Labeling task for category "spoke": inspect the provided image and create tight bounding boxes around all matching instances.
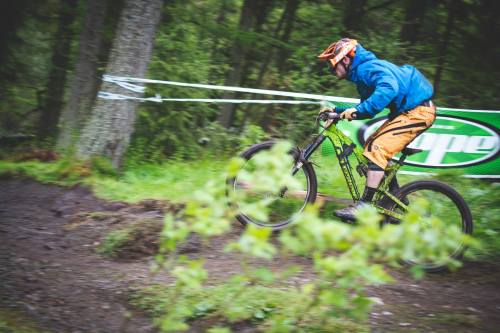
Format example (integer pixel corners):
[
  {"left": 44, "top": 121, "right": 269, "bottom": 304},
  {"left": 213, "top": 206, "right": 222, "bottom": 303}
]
[
  {"left": 232, "top": 150, "right": 310, "bottom": 228},
  {"left": 395, "top": 188, "right": 466, "bottom": 270}
]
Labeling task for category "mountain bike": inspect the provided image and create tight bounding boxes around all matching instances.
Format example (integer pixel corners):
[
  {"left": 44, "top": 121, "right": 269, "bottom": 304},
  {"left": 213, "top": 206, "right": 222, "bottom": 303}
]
[{"left": 228, "top": 110, "right": 473, "bottom": 272}]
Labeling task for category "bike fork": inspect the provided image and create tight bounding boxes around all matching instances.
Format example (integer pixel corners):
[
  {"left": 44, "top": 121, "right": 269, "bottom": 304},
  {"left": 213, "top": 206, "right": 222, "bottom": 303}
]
[{"left": 291, "top": 134, "right": 326, "bottom": 176}]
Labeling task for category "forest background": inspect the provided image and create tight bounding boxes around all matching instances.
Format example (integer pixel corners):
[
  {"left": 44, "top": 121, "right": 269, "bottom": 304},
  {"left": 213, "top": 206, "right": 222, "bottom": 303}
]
[{"left": 1, "top": 0, "right": 499, "bottom": 167}]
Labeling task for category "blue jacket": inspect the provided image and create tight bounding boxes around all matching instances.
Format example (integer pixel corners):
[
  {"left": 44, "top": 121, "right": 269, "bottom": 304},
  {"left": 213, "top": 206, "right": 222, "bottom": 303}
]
[{"left": 338, "top": 44, "right": 433, "bottom": 119}]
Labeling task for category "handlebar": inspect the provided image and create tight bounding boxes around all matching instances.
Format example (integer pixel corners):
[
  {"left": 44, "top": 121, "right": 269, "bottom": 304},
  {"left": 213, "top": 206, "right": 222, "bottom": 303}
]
[
  {"left": 318, "top": 112, "right": 340, "bottom": 121},
  {"left": 317, "top": 110, "right": 357, "bottom": 124},
  {"left": 316, "top": 110, "right": 359, "bottom": 129}
]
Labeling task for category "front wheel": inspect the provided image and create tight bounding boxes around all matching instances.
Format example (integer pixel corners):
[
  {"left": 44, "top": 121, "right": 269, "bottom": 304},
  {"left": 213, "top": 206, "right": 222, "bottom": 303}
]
[
  {"left": 386, "top": 180, "right": 473, "bottom": 272},
  {"left": 228, "top": 141, "right": 318, "bottom": 230}
]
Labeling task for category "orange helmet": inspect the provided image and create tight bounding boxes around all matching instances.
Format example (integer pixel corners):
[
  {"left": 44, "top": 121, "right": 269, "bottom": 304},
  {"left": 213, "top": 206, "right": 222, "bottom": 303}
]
[{"left": 318, "top": 38, "right": 358, "bottom": 68}]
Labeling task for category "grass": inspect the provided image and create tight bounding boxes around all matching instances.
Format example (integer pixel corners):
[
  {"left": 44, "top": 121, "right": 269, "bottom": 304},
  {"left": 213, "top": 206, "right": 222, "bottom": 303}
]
[
  {"left": 0, "top": 308, "right": 51, "bottom": 333},
  {"left": 96, "top": 218, "right": 162, "bottom": 258},
  {"left": 90, "top": 159, "right": 227, "bottom": 203},
  {"left": 97, "top": 228, "right": 134, "bottom": 258},
  {"left": 0, "top": 158, "right": 227, "bottom": 203}
]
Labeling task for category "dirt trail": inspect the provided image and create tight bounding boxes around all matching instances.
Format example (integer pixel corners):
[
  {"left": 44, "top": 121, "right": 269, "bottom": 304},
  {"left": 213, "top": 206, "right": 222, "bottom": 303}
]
[
  {"left": 0, "top": 179, "right": 158, "bottom": 333},
  {"left": 1, "top": 178, "right": 499, "bottom": 333}
]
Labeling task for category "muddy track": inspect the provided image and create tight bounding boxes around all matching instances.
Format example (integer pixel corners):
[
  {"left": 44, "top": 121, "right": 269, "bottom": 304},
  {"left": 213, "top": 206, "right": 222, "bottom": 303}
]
[
  {"left": 1, "top": 178, "right": 499, "bottom": 333},
  {"left": 0, "top": 179, "right": 158, "bottom": 333}
]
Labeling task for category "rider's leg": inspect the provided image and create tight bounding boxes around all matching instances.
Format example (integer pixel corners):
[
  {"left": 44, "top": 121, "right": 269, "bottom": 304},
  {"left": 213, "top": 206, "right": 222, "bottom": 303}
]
[
  {"left": 360, "top": 161, "right": 384, "bottom": 202},
  {"left": 334, "top": 161, "right": 384, "bottom": 220},
  {"left": 334, "top": 105, "right": 436, "bottom": 221}
]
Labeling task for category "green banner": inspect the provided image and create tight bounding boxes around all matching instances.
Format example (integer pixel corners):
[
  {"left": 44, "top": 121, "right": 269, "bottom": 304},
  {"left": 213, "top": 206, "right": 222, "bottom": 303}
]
[{"left": 322, "top": 103, "right": 500, "bottom": 178}]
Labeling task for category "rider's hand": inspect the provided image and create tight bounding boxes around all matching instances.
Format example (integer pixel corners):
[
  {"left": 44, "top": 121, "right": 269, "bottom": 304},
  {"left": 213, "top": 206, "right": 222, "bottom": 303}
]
[{"left": 340, "top": 108, "right": 358, "bottom": 121}]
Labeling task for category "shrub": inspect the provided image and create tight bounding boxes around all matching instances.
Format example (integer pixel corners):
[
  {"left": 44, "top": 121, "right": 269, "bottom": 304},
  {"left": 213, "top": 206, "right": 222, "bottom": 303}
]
[{"left": 134, "top": 141, "right": 475, "bottom": 332}]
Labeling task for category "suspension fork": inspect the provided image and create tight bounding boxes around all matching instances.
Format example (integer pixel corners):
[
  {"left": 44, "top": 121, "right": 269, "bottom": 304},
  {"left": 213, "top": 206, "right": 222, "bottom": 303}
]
[
  {"left": 291, "top": 134, "right": 327, "bottom": 176},
  {"left": 277, "top": 134, "right": 326, "bottom": 198}
]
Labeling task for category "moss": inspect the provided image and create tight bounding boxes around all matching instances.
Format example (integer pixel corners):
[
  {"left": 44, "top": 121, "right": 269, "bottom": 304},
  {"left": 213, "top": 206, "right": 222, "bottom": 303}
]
[{"left": 0, "top": 308, "right": 51, "bottom": 333}]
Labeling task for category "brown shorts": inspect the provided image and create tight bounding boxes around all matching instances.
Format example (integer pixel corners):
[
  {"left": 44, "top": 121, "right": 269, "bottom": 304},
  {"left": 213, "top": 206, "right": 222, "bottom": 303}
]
[{"left": 363, "top": 104, "right": 436, "bottom": 169}]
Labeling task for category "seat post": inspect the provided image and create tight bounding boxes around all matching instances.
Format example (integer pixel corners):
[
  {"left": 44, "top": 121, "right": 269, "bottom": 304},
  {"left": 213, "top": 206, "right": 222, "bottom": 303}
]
[
  {"left": 398, "top": 147, "right": 423, "bottom": 165},
  {"left": 398, "top": 152, "right": 409, "bottom": 165}
]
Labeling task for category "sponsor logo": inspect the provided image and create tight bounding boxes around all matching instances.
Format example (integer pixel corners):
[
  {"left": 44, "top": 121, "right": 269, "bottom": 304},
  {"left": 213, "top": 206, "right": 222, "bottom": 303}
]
[{"left": 360, "top": 116, "right": 499, "bottom": 168}]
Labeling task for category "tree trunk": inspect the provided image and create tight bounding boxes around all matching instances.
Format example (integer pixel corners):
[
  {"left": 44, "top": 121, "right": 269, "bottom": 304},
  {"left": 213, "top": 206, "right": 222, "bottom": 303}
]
[
  {"left": 276, "top": 0, "right": 299, "bottom": 74},
  {"left": 217, "top": 0, "right": 258, "bottom": 128},
  {"left": 343, "top": 0, "right": 367, "bottom": 34},
  {"left": 400, "top": 0, "right": 428, "bottom": 44},
  {"left": 241, "top": 1, "right": 290, "bottom": 127},
  {"left": 57, "top": 0, "right": 111, "bottom": 149},
  {"left": 243, "top": 0, "right": 275, "bottom": 72},
  {"left": 253, "top": 4, "right": 287, "bottom": 88},
  {"left": 76, "top": 0, "right": 162, "bottom": 168},
  {"left": 259, "top": 0, "right": 300, "bottom": 130},
  {"left": 0, "top": 0, "right": 30, "bottom": 77},
  {"left": 433, "top": 0, "right": 457, "bottom": 97},
  {"left": 37, "top": 0, "right": 78, "bottom": 141},
  {"left": 239, "top": 0, "right": 275, "bottom": 81},
  {"left": 208, "top": 0, "right": 230, "bottom": 77}
]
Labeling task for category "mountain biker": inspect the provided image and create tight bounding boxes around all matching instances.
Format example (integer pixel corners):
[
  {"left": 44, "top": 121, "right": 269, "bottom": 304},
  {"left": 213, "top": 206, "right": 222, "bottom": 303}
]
[{"left": 318, "top": 38, "right": 436, "bottom": 220}]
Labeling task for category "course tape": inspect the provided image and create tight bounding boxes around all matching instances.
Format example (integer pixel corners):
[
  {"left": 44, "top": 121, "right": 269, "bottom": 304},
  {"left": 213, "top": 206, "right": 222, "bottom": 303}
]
[
  {"left": 98, "top": 91, "right": 321, "bottom": 104},
  {"left": 102, "top": 74, "right": 358, "bottom": 104},
  {"left": 101, "top": 75, "right": 500, "bottom": 112}
]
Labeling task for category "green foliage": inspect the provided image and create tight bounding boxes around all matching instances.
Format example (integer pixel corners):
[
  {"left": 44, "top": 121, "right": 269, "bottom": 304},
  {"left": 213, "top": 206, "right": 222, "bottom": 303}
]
[
  {"left": 126, "top": 119, "right": 269, "bottom": 165},
  {"left": 131, "top": 281, "right": 367, "bottom": 333},
  {"left": 135, "top": 140, "right": 476, "bottom": 332},
  {"left": 0, "top": 2, "right": 60, "bottom": 136}
]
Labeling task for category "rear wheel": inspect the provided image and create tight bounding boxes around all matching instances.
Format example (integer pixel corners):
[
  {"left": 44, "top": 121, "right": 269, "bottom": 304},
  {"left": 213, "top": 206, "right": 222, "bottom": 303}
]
[
  {"left": 386, "top": 180, "right": 473, "bottom": 272},
  {"left": 228, "top": 141, "right": 318, "bottom": 230}
]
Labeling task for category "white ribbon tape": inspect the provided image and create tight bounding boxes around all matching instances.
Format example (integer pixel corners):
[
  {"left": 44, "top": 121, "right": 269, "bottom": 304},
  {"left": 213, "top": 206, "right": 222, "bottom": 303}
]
[
  {"left": 102, "top": 74, "right": 358, "bottom": 103},
  {"left": 98, "top": 91, "right": 321, "bottom": 104},
  {"left": 100, "top": 74, "right": 500, "bottom": 112}
]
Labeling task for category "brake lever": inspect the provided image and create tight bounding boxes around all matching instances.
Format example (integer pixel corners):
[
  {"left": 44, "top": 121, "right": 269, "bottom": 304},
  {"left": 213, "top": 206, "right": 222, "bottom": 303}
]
[{"left": 317, "top": 111, "right": 339, "bottom": 129}]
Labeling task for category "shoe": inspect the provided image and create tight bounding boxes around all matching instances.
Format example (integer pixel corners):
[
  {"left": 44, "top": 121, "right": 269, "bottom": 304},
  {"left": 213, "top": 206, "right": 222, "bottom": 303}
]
[{"left": 334, "top": 201, "right": 370, "bottom": 221}]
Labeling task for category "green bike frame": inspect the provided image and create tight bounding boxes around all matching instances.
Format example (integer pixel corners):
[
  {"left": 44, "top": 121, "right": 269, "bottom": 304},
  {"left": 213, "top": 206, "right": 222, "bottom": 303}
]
[{"left": 297, "top": 120, "right": 408, "bottom": 220}]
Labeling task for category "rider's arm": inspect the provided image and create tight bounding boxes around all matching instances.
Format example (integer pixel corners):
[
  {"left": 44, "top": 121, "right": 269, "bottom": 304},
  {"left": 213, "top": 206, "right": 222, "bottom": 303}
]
[
  {"left": 354, "top": 64, "right": 399, "bottom": 118},
  {"left": 334, "top": 106, "right": 348, "bottom": 114}
]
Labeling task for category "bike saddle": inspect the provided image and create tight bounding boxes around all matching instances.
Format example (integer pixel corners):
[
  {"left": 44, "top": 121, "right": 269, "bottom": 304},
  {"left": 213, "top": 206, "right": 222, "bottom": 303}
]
[{"left": 401, "top": 147, "right": 423, "bottom": 156}]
